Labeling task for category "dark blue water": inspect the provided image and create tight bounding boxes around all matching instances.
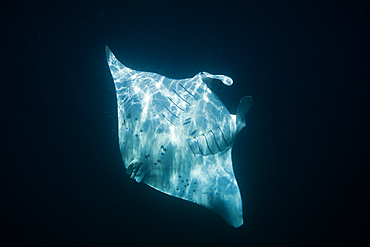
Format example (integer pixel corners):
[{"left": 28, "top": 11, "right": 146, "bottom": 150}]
[{"left": 2, "top": 1, "right": 369, "bottom": 246}]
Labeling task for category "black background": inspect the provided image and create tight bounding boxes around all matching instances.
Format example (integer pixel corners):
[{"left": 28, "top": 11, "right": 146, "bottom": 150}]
[{"left": 2, "top": 1, "right": 369, "bottom": 246}]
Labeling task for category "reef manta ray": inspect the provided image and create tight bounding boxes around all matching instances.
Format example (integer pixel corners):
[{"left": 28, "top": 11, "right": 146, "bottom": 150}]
[{"left": 105, "top": 46, "right": 253, "bottom": 228}]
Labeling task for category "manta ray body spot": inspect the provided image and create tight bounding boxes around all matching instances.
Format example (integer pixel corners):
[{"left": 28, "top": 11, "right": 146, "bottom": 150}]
[{"left": 106, "top": 45, "right": 253, "bottom": 228}]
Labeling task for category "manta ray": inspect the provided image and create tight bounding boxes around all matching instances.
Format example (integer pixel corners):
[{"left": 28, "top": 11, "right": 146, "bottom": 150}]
[{"left": 105, "top": 46, "right": 253, "bottom": 228}]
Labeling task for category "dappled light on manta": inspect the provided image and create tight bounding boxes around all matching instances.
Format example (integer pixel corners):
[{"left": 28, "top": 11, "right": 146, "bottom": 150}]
[{"left": 106, "top": 46, "right": 253, "bottom": 228}]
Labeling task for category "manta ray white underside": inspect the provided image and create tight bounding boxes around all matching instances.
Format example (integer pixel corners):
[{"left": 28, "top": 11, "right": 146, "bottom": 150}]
[{"left": 106, "top": 46, "right": 253, "bottom": 228}]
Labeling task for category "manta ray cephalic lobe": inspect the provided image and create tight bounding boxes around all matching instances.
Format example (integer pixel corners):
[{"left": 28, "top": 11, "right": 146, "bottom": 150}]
[{"left": 105, "top": 46, "right": 253, "bottom": 228}]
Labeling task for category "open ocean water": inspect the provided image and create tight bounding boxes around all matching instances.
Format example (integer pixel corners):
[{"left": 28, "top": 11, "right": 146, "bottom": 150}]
[{"left": 2, "top": 1, "right": 369, "bottom": 246}]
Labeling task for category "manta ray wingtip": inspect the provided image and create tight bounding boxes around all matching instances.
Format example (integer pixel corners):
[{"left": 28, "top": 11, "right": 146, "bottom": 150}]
[
  {"left": 105, "top": 45, "right": 112, "bottom": 61},
  {"left": 236, "top": 96, "right": 253, "bottom": 130}
]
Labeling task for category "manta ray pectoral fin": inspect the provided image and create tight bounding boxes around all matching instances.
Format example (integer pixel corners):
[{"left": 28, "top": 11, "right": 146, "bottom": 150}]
[
  {"left": 236, "top": 96, "right": 254, "bottom": 132},
  {"left": 126, "top": 158, "right": 149, "bottom": 183}
]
